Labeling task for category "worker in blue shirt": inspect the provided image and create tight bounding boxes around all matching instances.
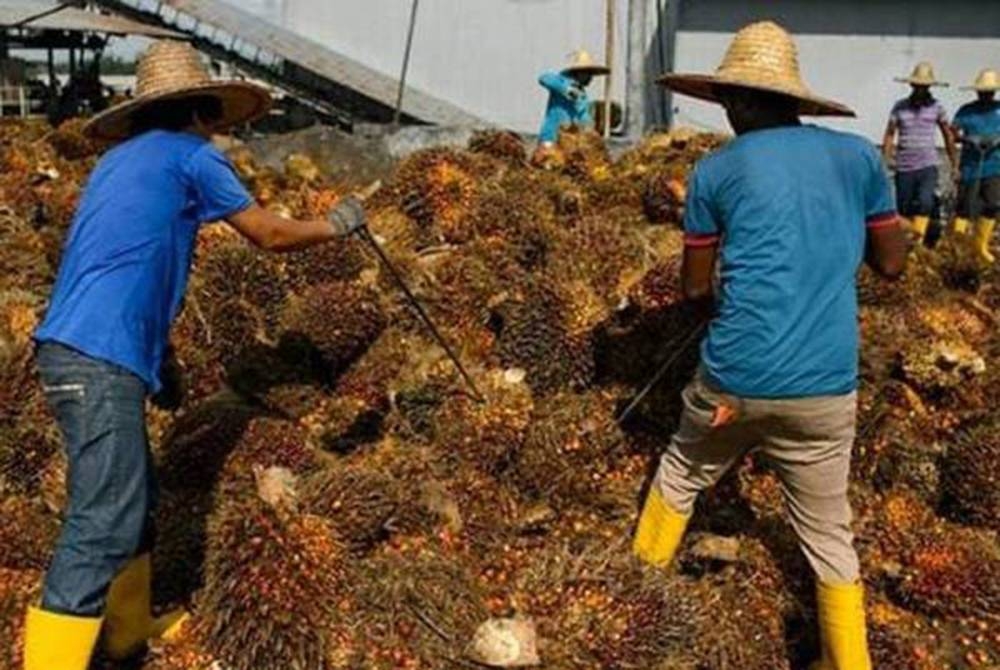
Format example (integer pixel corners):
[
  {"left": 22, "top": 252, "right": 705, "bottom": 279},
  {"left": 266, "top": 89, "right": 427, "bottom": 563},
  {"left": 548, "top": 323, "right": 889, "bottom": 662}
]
[
  {"left": 25, "top": 41, "right": 367, "bottom": 670},
  {"left": 537, "top": 49, "right": 609, "bottom": 145},
  {"left": 952, "top": 68, "right": 1000, "bottom": 265},
  {"left": 631, "top": 22, "right": 907, "bottom": 670}
]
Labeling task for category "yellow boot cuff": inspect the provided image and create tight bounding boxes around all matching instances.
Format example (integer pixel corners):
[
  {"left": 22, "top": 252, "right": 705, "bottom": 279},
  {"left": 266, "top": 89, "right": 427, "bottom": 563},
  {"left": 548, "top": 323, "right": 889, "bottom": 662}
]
[
  {"left": 25, "top": 606, "right": 102, "bottom": 670},
  {"left": 632, "top": 488, "right": 689, "bottom": 567},
  {"left": 813, "top": 581, "right": 872, "bottom": 670}
]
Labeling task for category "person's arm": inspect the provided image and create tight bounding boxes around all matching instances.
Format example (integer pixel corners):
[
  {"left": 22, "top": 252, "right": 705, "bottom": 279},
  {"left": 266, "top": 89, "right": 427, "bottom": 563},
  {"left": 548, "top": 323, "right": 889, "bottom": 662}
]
[
  {"left": 863, "top": 144, "right": 908, "bottom": 278},
  {"left": 938, "top": 106, "right": 959, "bottom": 171},
  {"left": 227, "top": 205, "right": 339, "bottom": 252},
  {"left": 538, "top": 71, "right": 579, "bottom": 100},
  {"left": 865, "top": 220, "right": 908, "bottom": 279},
  {"left": 187, "top": 143, "right": 363, "bottom": 253},
  {"left": 681, "top": 244, "right": 717, "bottom": 301},
  {"left": 681, "top": 164, "right": 721, "bottom": 302},
  {"left": 881, "top": 118, "right": 897, "bottom": 167}
]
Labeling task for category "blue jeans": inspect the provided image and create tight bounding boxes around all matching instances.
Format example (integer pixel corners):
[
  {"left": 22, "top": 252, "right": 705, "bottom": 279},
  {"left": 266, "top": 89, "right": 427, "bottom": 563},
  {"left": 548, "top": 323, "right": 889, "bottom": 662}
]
[
  {"left": 895, "top": 166, "right": 938, "bottom": 217},
  {"left": 35, "top": 342, "right": 156, "bottom": 616}
]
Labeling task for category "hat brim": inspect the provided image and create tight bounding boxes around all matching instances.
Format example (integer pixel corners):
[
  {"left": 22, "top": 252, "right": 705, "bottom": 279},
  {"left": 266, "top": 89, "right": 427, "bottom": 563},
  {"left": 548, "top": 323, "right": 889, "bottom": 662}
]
[
  {"left": 657, "top": 73, "right": 855, "bottom": 117},
  {"left": 894, "top": 77, "right": 948, "bottom": 87},
  {"left": 562, "top": 65, "right": 610, "bottom": 77},
  {"left": 84, "top": 80, "right": 273, "bottom": 141},
  {"left": 961, "top": 85, "right": 1000, "bottom": 92}
]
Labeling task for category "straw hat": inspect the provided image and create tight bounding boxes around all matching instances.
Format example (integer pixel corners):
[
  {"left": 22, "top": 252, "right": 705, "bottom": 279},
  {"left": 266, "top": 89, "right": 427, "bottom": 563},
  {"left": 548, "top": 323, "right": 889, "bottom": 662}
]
[
  {"left": 895, "top": 62, "right": 948, "bottom": 87},
  {"left": 562, "top": 50, "right": 610, "bottom": 77},
  {"left": 657, "top": 21, "right": 853, "bottom": 117},
  {"left": 963, "top": 68, "right": 1000, "bottom": 92},
  {"left": 85, "top": 40, "right": 272, "bottom": 141}
]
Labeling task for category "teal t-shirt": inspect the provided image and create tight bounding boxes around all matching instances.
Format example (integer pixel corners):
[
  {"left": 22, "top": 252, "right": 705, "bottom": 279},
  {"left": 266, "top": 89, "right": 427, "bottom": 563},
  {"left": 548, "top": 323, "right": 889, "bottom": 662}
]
[
  {"left": 684, "top": 125, "right": 896, "bottom": 398},
  {"left": 537, "top": 71, "right": 592, "bottom": 142},
  {"left": 35, "top": 130, "right": 253, "bottom": 392},
  {"left": 954, "top": 100, "right": 1000, "bottom": 182}
]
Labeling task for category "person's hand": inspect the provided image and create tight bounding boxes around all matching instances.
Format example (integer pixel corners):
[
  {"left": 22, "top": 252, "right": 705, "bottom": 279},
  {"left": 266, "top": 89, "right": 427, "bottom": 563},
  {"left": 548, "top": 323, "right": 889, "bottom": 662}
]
[{"left": 328, "top": 196, "right": 366, "bottom": 237}]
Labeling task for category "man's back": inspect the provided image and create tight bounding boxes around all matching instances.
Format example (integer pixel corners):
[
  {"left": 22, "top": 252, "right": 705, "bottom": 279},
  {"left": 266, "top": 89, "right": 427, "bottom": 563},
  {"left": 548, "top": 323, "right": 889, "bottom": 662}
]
[{"left": 685, "top": 125, "right": 894, "bottom": 398}]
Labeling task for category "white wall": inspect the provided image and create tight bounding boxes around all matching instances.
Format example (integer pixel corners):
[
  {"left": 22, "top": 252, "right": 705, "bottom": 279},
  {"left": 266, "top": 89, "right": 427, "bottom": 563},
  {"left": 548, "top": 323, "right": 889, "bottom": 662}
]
[
  {"left": 280, "top": 0, "right": 629, "bottom": 133},
  {"left": 672, "top": 0, "right": 1000, "bottom": 142}
]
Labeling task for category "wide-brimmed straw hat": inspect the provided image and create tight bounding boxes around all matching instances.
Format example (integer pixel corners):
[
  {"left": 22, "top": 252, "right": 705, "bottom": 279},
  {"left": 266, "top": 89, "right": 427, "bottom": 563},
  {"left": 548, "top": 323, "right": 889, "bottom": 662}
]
[
  {"left": 895, "top": 62, "right": 948, "bottom": 87},
  {"left": 561, "top": 50, "right": 610, "bottom": 77},
  {"left": 656, "top": 21, "right": 854, "bottom": 117},
  {"left": 85, "top": 40, "right": 272, "bottom": 141},
  {"left": 963, "top": 68, "right": 1000, "bottom": 92}
]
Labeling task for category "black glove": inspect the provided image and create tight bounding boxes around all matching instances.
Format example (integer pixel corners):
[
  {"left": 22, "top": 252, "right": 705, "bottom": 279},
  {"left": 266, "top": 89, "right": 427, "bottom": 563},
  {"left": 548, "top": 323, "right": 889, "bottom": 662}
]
[
  {"left": 151, "top": 346, "right": 185, "bottom": 411},
  {"left": 328, "top": 196, "right": 366, "bottom": 237}
]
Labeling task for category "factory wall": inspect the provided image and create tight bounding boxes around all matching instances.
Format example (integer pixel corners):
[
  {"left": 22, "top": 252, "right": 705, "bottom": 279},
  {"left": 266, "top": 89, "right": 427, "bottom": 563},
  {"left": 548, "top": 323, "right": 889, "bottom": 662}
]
[
  {"left": 278, "top": 0, "right": 631, "bottom": 135},
  {"left": 671, "top": 0, "right": 1000, "bottom": 142},
  {"left": 273, "top": 0, "right": 998, "bottom": 141}
]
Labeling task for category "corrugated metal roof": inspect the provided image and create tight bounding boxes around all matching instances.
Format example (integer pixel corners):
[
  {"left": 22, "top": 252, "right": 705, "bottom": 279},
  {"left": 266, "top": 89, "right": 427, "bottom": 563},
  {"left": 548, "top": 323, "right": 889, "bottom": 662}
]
[
  {"left": 156, "top": 0, "right": 483, "bottom": 126},
  {"left": 0, "top": 1, "right": 182, "bottom": 37}
]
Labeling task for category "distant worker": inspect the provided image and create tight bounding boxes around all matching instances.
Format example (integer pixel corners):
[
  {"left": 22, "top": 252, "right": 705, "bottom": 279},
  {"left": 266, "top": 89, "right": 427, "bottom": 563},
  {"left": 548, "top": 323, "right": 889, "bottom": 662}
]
[
  {"left": 882, "top": 62, "right": 958, "bottom": 244},
  {"left": 536, "top": 49, "right": 609, "bottom": 145},
  {"left": 633, "top": 22, "right": 907, "bottom": 670},
  {"left": 25, "top": 41, "right": 367, "bottom": 670},
  {"left": 952, "top": 68, "right": 1000, "bottom": 264}
]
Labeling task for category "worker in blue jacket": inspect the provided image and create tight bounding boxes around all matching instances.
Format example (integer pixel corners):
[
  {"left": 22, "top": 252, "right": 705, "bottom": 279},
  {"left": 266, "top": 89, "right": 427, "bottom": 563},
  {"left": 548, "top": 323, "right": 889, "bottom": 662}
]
[
  {"left": 24, "top": 40, "right": 367, "bottom": 670},
  {"left": 537, "top": 49, "right": 609, "bottom": 145}
]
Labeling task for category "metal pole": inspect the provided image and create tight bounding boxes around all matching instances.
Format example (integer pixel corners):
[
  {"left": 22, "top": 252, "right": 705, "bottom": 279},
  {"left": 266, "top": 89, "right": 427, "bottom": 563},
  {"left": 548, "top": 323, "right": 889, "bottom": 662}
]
[
  {"left": 393, "top": 0, "right": 420, "bottom": 126},
  {"left": 603, "top": 0, "right": 615, "bottom": 137}
]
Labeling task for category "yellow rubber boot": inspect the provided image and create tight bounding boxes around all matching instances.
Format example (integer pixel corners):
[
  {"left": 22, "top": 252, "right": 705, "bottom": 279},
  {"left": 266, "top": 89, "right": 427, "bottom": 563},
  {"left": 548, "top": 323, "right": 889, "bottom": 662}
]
[
  {"left": 974, "top": 217, "right": 996, "bottom": 265},
  {"left": 632, "top": 488, "right": 690, "bottom": 567},
  {"left": 809, "top": 581, "right": 872, "bottom": 670},
  {"left": 910, "top": 215, "right": 930, "bottom": 243},
  {"left": 24, "top": 606, "right": 102, "bottom": 670},
  {"left": 952, "top": 216, "right": 972, "bottom": 236},
  {"left": 103, "top": 554, "right": 189, "bottom": 659}
]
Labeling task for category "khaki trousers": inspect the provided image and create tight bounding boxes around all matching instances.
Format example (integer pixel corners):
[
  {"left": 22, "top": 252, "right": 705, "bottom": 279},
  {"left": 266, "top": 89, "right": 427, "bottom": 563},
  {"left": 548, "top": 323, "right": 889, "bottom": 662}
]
[{"left": 653, "top": 373, "right": 861, "bottom": 583}]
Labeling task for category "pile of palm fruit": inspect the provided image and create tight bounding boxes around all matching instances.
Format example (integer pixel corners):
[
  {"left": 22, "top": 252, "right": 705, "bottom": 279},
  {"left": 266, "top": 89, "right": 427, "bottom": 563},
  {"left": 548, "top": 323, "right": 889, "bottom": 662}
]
[{"left": 0, "top": 116, "right": 998, "bottom": 670}]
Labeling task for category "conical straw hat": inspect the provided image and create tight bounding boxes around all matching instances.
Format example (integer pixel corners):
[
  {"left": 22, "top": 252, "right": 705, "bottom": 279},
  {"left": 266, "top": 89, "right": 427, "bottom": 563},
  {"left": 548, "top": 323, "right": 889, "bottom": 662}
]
[
  {"left": 895, "top": 62, "right": 948, "bottom": 87},
  {"left": 657, "top": 21, "right": 853, "bottom": 117},
  {"left": 963, "top": 68, "right": 1000, "bottom": 92},
  {"left": 562, "top": 49, "right": 610, "bottom": 77},
  {"left": 85, "top": 40, "right": 272, "bottom": 141}
]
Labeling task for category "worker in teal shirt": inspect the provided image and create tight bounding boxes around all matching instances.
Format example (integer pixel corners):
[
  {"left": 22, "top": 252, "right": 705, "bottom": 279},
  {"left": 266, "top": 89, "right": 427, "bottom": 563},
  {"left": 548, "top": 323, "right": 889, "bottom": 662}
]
[
  {"left": 952, "top": 68, "right": 1000, "bottom": 264},
  {"left": 26, "top": 41, "right": 368, "bottom": 670},
  {"left": 537, "top": 49, "right": 609, "bottom": 144},
  {"left": 631, "top": 22, "right": 907, "bottom": 670}
]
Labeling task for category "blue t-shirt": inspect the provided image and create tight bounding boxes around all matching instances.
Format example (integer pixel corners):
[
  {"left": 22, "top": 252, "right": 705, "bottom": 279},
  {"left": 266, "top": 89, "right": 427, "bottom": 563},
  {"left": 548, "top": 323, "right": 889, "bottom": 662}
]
[
  {"left": 538, "top": 71, "right": 592, "bottom": 142},
  {"left": 954, "top": 100, "right": 1000, "bottom": 182},
  {"left": 684, "top": 125, "right": 896, "bottom": 398},
  {"left": 35, "top": 130, "right": 253, "bottom": 392}
]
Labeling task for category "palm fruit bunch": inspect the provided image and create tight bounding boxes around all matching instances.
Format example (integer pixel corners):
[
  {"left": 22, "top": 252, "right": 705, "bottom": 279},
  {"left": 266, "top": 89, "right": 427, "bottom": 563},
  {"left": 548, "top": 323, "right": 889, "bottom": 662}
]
[
  {"left": 197, "top": 491, "right": 349, "bottom": 670},
  {"left": 555, "top": 126, "right": 612, "bottom": 183},
  {"left": 5, "top": 114, "right": 1000, "bottom": 669},
  {"left": 299, "top": 463, "right": 405, "bottom": 553},
  {"left": 490, "top": 278, "right": 595, "bottom": 395},
  {"left": 0, "top": 568, "right": 39, "bottom": 670},
  {"left": 939, "top": 417, "right": 1000, "bottom": 530},
  {"left": 513, "top": 538, "right": 697, "bottom": 669},
  {"left": 467, "top": 129, "right": 527, "bottom": 165},
  {"left": 281, "top": 279, "right": 386, "bottom": 380}
]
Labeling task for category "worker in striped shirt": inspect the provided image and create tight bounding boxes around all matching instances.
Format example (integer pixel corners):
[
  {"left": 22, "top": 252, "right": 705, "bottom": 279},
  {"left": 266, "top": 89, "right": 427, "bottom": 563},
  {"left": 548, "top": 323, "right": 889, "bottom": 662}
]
[{"left": 882, "top": 62, "right": 958, "bottom": 244}]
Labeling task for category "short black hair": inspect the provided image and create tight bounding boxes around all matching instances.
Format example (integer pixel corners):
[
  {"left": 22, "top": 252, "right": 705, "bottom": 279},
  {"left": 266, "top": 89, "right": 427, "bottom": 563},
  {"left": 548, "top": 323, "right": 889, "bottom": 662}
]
[
  {"left": 130, "top": 95, "right": 224, "bottom": 135},
  {"left": 716, "top": 85, "right": 800, "bottom": 115}
]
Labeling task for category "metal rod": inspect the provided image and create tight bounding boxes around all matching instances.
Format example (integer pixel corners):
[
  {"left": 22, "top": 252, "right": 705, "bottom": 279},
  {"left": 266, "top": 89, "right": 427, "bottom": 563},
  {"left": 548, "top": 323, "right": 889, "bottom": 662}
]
[
  {"left": 394, "top": 0, "right": 420, "bottom": 126},
  {"left": 615, "top": 321, "right": 707, "bottom": 424},
  {"left": 12, "top": 2, "right": 76, "bottom": 28},
  {"left": 603, "top": 0, "right": 615, "bottom": 137},
  {"left": 357, "top": 226, "right": 485, "bottom": 402}
]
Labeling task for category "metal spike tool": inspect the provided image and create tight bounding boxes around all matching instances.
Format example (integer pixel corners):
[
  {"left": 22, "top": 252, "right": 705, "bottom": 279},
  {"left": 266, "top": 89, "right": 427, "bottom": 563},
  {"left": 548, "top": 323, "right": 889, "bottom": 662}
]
[{"left": 352, "top": 181, "right": 485, "bottom": 403}]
